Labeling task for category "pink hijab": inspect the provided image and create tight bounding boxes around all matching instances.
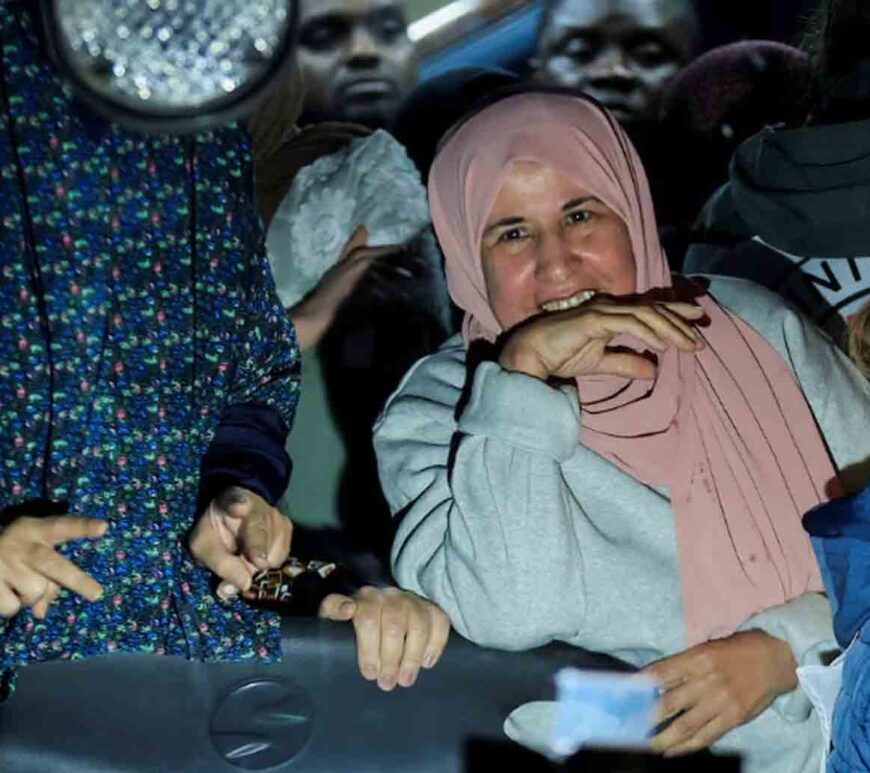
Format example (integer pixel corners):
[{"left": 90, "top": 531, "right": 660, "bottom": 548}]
[{"left": 429, "top": 92, "right": 832, "bottom": 645}]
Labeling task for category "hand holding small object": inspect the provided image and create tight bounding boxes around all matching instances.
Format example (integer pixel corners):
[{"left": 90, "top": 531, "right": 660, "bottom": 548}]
[
  {"left": 644, "top": 630, "right": 797, "bottom": 756},
  {"left": 189, "top": 486, "right": 292, "bottom": 600}
]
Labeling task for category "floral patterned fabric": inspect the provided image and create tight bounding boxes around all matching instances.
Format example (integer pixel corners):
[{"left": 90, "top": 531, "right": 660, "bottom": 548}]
[
  {"left": 0, "top": 1, "right": 300, "bottom": 694},
  {"left": 266, "top": 129, "right": 433, "bottom": 308}
]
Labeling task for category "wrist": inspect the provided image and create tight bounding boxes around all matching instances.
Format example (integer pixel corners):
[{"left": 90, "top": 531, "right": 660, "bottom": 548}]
[
  {"left": 498, "top": 339, "right": 548, "bottom": 380},
  {"left": 766, "top": 633, "right": 798, "bottom": 695},
  {"left": 289, "top": 304, "right": 333, "bottom": 352}
]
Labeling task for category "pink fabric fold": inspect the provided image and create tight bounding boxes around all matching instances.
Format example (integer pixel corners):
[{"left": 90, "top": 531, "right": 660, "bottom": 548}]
[{"left": 429, "top": 93, "right": 832, "bottom": 645}]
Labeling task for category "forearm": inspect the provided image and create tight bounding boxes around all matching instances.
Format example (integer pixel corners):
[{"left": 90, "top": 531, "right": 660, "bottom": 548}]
[
  {"left": 287, "top": 244, "right": 375, "bottom": 352},
  {"left": 377, "top": 357, "right": 587, "bottom": 649},
  {"left": 287, "top": 306, "right": 329, "bottom": 352}
]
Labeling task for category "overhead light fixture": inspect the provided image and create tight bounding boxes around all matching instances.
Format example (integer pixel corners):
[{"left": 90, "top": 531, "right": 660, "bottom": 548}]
[{"left": 38, "top": 0, "right": 299, "bottom": 134}]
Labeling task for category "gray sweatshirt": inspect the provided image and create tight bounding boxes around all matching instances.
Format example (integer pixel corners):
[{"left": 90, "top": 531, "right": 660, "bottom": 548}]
[{"left": 373, "top": 276, "right": 870, "bottom": 773}]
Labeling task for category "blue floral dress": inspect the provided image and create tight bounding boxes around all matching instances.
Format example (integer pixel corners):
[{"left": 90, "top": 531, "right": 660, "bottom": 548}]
[{"left": 0, "top": 1, "right": 301, "bottom": 696}]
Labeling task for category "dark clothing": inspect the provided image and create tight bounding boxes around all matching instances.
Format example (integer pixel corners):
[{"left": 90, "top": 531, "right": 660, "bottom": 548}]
[
  {"left": 0, "top": 0, "right": 300, "bottom": 687},
  {"left": 685, "top": 118, "right": 870, "bottom": 341}
]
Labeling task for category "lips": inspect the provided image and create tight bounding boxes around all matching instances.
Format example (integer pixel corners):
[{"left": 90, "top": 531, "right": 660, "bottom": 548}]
[
  {"left": 338, "top": 79, "right": 397, "bottom": 104},
  {"left": 539, "top": 289, "right": 597, "bottom": 313},
  {"left": 583, "top": 91, "right": 640, "bottom": 120}
]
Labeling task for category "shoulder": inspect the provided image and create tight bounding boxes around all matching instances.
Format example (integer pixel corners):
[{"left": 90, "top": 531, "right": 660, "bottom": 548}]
[
  {"left": 698, "top": 274, "right": 847, "bottom": 386},
  {"left": 380, "top": 334, "right": 468, "bottom": 414},
  {"left": 700, "top": 274, "right": 799, "bottom": 326}
]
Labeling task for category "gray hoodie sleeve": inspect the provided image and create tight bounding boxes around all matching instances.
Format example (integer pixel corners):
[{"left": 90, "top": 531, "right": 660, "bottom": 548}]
[{"left": 373, "top": 340, "right": 589, "bottom": 650}]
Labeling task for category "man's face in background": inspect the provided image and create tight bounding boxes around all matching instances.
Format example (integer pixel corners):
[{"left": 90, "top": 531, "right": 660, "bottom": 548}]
[
  {"left": 535, "top": 0, "right": 698, "bottom": 128},
  {"left": 296, "top": 0, "right": 418, "bottom": 129}
]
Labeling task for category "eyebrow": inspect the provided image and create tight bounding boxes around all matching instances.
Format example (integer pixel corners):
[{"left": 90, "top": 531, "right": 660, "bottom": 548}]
[
  {"left": 481, "top": 216, "right": 524, "bottom": 239},
  {"left": 305, "top": 4, "right": 404, "bottom": 25},
  {"left": 562, "top": 196, "right": 595, "bottom": 210},
  {"left": 482, "top": 197, "right": 597, "bottom": 238}
]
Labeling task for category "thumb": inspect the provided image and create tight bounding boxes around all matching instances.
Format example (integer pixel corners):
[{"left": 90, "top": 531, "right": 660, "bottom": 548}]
[
  {"left": 239, "top": 506, "right": 274, "bottom": 571},
  {"left": 318, "top": 593, "right": 356, "bottom": 621},
  {"left": 597, "top": 351, "right": 657, "bottom": 380},
  {"left": 341, "top": 226, "right": 369, "bottom": 262}
]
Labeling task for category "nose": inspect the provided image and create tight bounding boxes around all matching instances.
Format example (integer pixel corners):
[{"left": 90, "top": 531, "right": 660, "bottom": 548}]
[
  {"left": 587, "top": 46, "right": 634, "bottom": 86},
  {"left": 346, "top": 24, "right": 380, "bottom": 69},
  {"left": 535, "top": 232, "right": 575, "bottom": 283}
]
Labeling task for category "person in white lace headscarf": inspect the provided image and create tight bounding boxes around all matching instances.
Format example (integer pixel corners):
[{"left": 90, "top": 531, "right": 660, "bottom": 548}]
[{"left": 254, "top": 119, "right": 452, "bottom": 564}]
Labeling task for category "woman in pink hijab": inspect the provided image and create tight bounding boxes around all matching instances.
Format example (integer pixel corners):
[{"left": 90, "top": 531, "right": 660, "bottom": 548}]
[{"left": 373, "top": 91, "right": 870, "bottom": 772}]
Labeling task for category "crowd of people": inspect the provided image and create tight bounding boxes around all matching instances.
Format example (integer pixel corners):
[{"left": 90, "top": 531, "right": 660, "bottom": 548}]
[{"left": 3, "top": 0, "right": 870, "bottom": 772}]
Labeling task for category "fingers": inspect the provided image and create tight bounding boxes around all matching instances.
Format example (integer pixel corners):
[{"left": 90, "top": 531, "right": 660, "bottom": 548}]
[
  {"left": 318, "top": 593, "right": 356, "bottom": 621},
  {"left": 264, "top": 512, "right": 292, "bottom": 569},
  {"left": 0, "top": 581, "right": 21, "bottom": 618},
  {"left": 398, "top": 600, "right": 450, "bottom": 686},
  {"left": 663, "top": 716, "right": 728, "bottom": 757},
  {"left": 597, "top": 351, "right": 657, "bottom": 380},
  {"left": 237, "top": 502, "right": 291, "bottom": 572},
  {"left": 596, "top": 304, "right": 700, "bottom": 352},
  {"left": 35, "top": 546, "right": 103, "bottom": 602},
  {"left": 582, "top": 309, "right": 668, "bottom": 352},
  {"left": 31, "top": 580, "right": 60, "bottom": 620},
  {"left": 378, "top": 591, "right": 409, "bottom": 691},
  {"left": 190, "top": 519, "right": 255, "bottom": 594},
  {"left": 212, "top": 553, "right": 256, "bottom": 596},
  {"left": 659, "top": 301, "right": 706, "bottom": 320},
  {"left": 422, "top": 605, "right": 450, "bottom": 669},
  {"left": 6, "top": 565, "right": 48, "bottom": 607},
  {"left": 358, "top": 245, "right": 404, "bottom": 267},
  {"left": 240, "top": 510, "right": 274, "bottom": 571},
  {"left": 644, "top": 651, "right": 694, "bottom": 692},
  {"left": 396, "top": 601, "right": 430, "bottom": 688},
  {"left": 351, "top": 588, "right": 382, "bottom": 684},
  {"left": 649, "top": 700, "right": 720, "bottom": 756},
  {"left": 654, "top": 678, "right": 702, "bottom": 725},
  {"left": 655, "top": 304, "right": 705, "bottom": 349},
  {"left": 340, "top": 225, "right": 369, "bottom": 261},
  {"left": 43, "top": 516, "right": 108, "bottom": 545},
  {"left": 323, "top": 587, "right": 451, "bottom": 691}
]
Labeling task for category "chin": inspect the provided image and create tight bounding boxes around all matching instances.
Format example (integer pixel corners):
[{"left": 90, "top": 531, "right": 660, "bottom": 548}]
[{"left": 339, "top": 102, "right": 396, "bottom": 129}]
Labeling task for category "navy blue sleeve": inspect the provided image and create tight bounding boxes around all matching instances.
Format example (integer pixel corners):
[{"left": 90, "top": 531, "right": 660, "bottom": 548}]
[{"left": 198, "top": 402, "right": 292, "bottom": 509}]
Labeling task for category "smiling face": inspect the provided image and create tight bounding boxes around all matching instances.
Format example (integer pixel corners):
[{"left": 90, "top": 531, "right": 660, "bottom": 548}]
[
  {"left": 480, "top": 160, "right": 636, "bottom": 329},
  {"left": 296, "top": 0, "right": 418, "bottom": 128},
  {"left": 535, "top": 0, "right": 697, "bottom": 127}
]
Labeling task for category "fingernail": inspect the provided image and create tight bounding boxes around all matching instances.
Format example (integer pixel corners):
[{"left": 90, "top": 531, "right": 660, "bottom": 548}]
[
  {"left": 361, "top": 664, "right": 378, "bottom": 680},
  {"left": 398, "top": 668, "right": 417, "bottom": 687},
  {"left": 378, "top": 674, "right": 397, "bottom": 691},
  {"left": 339, "top": 600, "right": 355, "bottom": 616},
  {"left": 423, "top": 652, "right": 437, "bottom": 669},
  {"left": 220, "top": 583, "right": 239, "bottom": 598}
]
